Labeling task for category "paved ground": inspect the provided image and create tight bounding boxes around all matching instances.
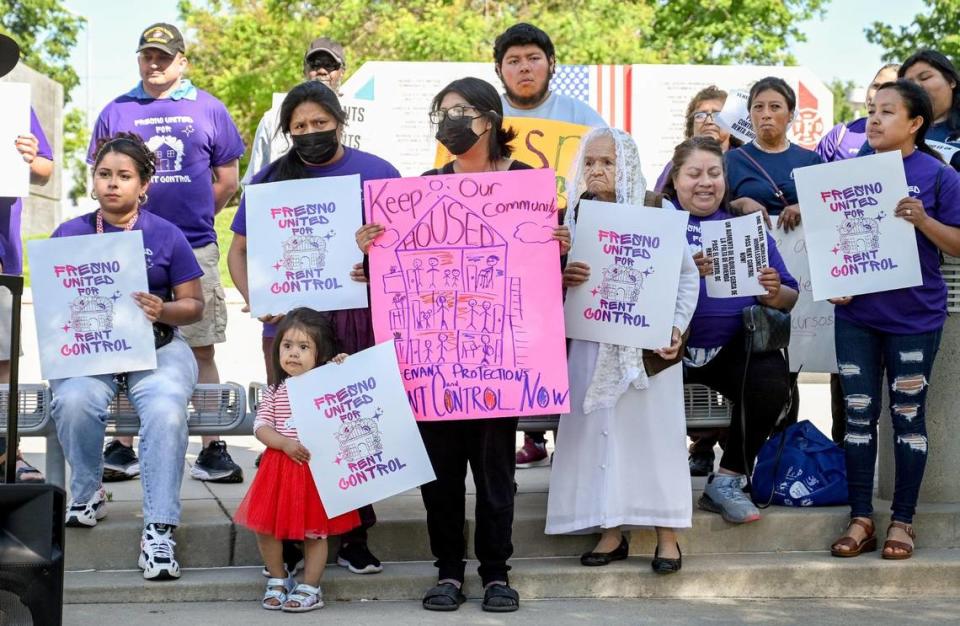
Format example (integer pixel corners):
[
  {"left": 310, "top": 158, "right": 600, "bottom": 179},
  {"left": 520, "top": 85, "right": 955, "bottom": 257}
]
[{"left": 62, "top": 598, "right": 960, "bottom": 625}]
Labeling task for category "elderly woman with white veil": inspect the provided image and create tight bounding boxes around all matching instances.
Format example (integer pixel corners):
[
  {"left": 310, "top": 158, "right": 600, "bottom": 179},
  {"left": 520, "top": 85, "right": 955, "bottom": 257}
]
[{"left": 545, "top": 127, "right": 699, "bottom": 574}]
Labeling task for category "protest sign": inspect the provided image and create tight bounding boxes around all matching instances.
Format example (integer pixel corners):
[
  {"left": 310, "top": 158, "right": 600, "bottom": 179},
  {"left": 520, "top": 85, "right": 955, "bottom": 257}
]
[
  {"left": 436, "top": 117, "right": 590, "bottom": 211},
  {"left": 795, "top": 151, "right": 921, "bottom": 301},
  {"left": 715, "top": 89, "right": 754, "bottom": 144},
  {"left": 701, "top": 213, "right": 768, "bottom": 298},
  {"left": 286, "top": 342, "right": 435, "bottom": 517},
  {"left": 0, "top": 82, "right": 31, "bottom": 198},
  {"left": 28, "top": 231, "right": 156, "bottom": 380},
  {"left": 364, "top": 168, "right": 570, "bottom": 421},
  {"left": 928, "top": 140, "right": 960, "bottom": 164},
  {"left": 772, "top": 226, "right": 837, "bottom": 373},
  {"left": 244, "top": 174, "right": 367, "bottom": 316},
  {"left": 563, "top": 200, "right": 689, "bottom": 349}
]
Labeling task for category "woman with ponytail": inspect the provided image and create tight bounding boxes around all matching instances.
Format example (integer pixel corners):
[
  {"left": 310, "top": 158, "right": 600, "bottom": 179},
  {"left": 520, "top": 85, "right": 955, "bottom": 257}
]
[{"left": 830, "top": 80, "right": 960, "bottom": 560}]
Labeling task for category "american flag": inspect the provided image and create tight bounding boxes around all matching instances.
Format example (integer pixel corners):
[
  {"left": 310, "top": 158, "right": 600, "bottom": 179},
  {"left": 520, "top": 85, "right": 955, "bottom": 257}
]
[{"left": 552, "top": 64, "right": 634, "bottom": 133}]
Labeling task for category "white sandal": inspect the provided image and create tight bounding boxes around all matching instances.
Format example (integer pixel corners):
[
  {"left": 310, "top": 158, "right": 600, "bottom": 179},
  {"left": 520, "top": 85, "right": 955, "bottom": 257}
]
[
  {"left": 261, "top": 577, "right": 291, "bottom": 610},
  {"left": 282, "top": 583, "right": 324, "bottom": 612}
]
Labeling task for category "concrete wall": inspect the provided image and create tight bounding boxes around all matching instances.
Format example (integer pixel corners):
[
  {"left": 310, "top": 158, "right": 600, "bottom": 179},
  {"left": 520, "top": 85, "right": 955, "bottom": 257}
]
[{"left": 1, "top": 63, "right": 63, "bottom": 236}]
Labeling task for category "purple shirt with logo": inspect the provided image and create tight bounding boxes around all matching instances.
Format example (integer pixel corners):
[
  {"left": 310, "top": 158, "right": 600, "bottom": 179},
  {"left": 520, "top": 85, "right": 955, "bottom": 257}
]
[
  {"left": 52, "top": 210, "right": 203, "bottom": 305},
  {"left": 233, "top": 146, "right": 401, "bottom": 340},
  {"left": 816, "top": 118, "right": 867, "bottom": 162},
  {"left": 837, "top": 150, "right": 960, "bottom": 334},
  {"left": 725, "top": 143, "right": 822, "bottom": 216},
  {"left": 0, "top": 109, "right": 53, "bottom": 274},
  {"left": 683, "top": 207, "right": 798, "bottom": 349},
  {"left": 87, "top": 88, "right": 245, "bottom": 248}
]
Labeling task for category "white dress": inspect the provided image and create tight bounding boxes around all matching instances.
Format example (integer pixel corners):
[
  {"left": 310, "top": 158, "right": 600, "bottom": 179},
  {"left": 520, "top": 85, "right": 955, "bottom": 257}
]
[{"left": 546, "top": 247, "right": 700, "bottom": 534}]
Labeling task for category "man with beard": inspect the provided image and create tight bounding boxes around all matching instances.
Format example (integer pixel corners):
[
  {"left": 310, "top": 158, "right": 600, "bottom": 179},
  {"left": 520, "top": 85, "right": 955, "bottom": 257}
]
[
  {"left": 494, "top": 23, "right": 605, "bottom": 468},
  {"left": 243, "top": 37, "right": 347, "bottom": 182},
  {"left": 494, "top": 23, "right": 606, "bottom": 126}
]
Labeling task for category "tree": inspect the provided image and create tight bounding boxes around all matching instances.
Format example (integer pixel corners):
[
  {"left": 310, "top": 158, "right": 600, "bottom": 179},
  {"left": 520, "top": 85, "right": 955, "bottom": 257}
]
[
  {"left": 829, "top": 78, "right": 858, "bottom": 124},
  {"left": 866, "top": 0, "right": 960, "bottom": 63},
  {"left": 178, "top": 0, "right": 829, "bottom": 169}
]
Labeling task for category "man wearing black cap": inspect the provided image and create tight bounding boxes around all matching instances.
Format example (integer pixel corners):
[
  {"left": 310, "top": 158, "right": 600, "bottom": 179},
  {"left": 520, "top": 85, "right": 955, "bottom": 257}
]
[
  {"left": 242, "top": 36, "right": 346, "bottom": 183},
  {"left": 0, "top": 32, "right": 54, "bottom": 483},
  {"left": 87, "top": 23, "right": 247, "bottom": 486}
]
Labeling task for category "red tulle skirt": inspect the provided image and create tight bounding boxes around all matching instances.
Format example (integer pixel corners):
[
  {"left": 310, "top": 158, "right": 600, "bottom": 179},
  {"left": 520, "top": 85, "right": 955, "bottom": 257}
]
[{"left": 235, "top": 447, "right": 360, "bottom": 540}]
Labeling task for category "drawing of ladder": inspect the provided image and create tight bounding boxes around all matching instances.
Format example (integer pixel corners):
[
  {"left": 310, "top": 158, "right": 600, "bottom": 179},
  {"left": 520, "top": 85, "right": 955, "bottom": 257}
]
[{"left": 508, "top": 277, "right": 523, "bottom": 320}]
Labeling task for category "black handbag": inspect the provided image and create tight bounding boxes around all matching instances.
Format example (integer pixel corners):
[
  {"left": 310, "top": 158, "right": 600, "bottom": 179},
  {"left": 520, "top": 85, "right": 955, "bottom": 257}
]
[{"left": 153, "top": 322, "right": 175, "bottom": 349}]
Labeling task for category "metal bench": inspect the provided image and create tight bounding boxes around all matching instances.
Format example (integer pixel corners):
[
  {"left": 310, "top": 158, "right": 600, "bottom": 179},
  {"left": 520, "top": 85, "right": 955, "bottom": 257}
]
[{"left": 1, "top": 382, "right": 250, "bottom": 488}]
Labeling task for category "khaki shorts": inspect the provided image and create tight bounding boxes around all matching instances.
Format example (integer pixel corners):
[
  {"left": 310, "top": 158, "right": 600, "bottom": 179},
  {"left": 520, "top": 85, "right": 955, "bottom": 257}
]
[
  {"left": 179, "top": 242, "right": 228, "bottom": 347},
  {"left": 0, "top": 287, "right": 23, "bottom": 360}
]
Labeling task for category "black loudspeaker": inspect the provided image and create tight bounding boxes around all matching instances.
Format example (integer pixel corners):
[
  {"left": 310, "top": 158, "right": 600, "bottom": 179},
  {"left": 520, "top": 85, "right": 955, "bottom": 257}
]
[{"left": 0, "top": 484, "right": 66, "bottom": 625}]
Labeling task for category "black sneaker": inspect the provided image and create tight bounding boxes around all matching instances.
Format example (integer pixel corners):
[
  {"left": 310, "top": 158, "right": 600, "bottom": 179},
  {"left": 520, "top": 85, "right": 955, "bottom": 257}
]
[
  {"left": 190, "top": 441, "right": 244, "bottom": 483},
  {"left": 336, "top": 542, "right": 383, "bottom": 574},
  {"left": 102, "top": 440, "right": 140, "bottom": 482},
  {"left": 688, "top": 450, "right": 715, "bottom": 477}
]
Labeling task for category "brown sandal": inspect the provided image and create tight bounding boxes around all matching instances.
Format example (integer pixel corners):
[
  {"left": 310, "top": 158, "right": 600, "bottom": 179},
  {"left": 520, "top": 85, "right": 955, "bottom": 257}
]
[
  {"left": 882, "top": 521, "right": 915, "bottom": 560},
  {"left": 831, "top": 517, "right": 877, "bottom": 557}
]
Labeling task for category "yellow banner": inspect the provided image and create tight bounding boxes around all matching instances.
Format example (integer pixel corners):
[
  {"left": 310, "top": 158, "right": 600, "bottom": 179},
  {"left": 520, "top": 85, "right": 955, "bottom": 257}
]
[{"left": 434, "top": 117, "right": 591, "bottom": 212}]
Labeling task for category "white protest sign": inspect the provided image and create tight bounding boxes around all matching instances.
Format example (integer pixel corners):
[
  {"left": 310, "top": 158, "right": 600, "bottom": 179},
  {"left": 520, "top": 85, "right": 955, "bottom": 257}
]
[
  {"left": 564, "top": 201, "right": 689, "bottom": 349},
  {"left": 28, "top": 231, "right": 156, "bottom": 380},
  {"left": 772, "top": 226, "right": 837, "bottom": 373},
  {"left": 701, "top": 213, "right": 768, "bottom": 298},
  {"left": 928, "top": 140, "right": 960, "bottom": 164},
  {"left": 715, "top": 88, "right": 755, "bottom": 144},
  {"left": 285, "top": 342, "right": 436, "bottom": 517},
  {"left": 0, "top": 83, "right": 31, "bottom": 198},
  {"left": 245, "top": 174, "right": 367, "bottom": 316},
  {"left": 795, "top": 151, "right": 922, "bottom": 301}
]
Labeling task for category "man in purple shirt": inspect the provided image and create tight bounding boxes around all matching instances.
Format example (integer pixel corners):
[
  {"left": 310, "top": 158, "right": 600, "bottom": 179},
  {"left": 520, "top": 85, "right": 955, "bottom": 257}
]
[
  {"left": 0, "top": 33, "right": 54, "bottom": 483},
  {"left": 86, "top": 23, "right": 246, "bottom": 483}
]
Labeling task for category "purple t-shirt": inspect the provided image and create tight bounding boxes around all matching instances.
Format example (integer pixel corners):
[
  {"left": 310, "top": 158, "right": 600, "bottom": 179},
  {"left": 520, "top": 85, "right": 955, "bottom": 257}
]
[
  {"left": 232, "top": 146, "right": 401, "bottom": 338},
  {"left": 683, "top": 207, "right": 798, "bottom": 349},
  {"left": 654, "top": 162, "right": 672, "bottom": 194},
  {"left": 725, "top": 143, "right": 822, "bottom": 216},
  {"left": 87, "top": 89, "right": 245, "bottom": 248},
  {"left": 51, "top": 210, "right": 203, "bottom": 305},
  {"left": 837, "top": 151, "right": 960, "bottom": 334},
  {"left": 0, "top": 109, "right": 53, "bottom": 274},
  {"left": 816, "top": 118, "right": 867, "bottom": 163}
]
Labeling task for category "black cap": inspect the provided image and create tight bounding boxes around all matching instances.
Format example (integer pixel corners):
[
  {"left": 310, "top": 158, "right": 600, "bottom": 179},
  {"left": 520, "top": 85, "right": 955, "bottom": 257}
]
[
  {"left": 304, "top": 37, "right": 344, "bottom": 67},
  {"left": 0, "top": 33, "right": 20, "bottom": 78},
  {"left": 137, "top": 23, "right": 185, "bottom": 55}
]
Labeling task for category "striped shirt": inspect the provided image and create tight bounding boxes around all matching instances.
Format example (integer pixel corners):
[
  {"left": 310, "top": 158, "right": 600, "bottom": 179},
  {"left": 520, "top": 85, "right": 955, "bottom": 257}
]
[{"left": 253, "top": 382, "right": 299, "bottom": 440}]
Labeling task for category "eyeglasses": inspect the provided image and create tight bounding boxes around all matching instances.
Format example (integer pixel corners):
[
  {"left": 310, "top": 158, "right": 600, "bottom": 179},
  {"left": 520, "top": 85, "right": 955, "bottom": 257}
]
[
  {"left": 692, "top": 110, "right": 720, "bottom": 122},
  {"left": 429, "top": 105, "right": 481, "bottom": 124},
  {"left": 308, "top": 57, "right": 342, "bottom": 73}
]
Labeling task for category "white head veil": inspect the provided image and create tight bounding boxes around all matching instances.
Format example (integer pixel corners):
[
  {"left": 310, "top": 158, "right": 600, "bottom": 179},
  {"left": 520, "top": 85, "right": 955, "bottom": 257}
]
[{"left": 564, "top": 127, "right": 653, "bottom": 414}]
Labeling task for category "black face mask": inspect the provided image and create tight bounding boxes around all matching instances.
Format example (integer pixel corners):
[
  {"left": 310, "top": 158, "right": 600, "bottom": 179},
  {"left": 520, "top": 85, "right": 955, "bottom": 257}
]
[
  {"left": 292, "top": 129, "right": 339, "bottom": 164},
  {"left": 436, "top": 117, "right": 485, "bottom": 155}
]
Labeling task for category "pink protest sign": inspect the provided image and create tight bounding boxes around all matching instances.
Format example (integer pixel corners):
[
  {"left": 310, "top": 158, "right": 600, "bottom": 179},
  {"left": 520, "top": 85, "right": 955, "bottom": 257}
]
[{"left": 364, "top": 168, "right": 570, "bottom": 421}]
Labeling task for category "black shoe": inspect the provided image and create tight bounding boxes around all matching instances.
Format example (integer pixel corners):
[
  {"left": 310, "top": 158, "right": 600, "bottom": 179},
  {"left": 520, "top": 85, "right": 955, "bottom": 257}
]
[
  {"left": 102, "top": 440, "right": 140, "bottom": 482},
  {"left": 337, "top": 542, "right": 383, "bottom": 574},
  {"left": 481, "top": 582, "right": 519, "bottom": 613},
  {"left": 190, "top": 441, "right": 244, "bottom": 483},
  {"left": 651, "top": 543, "right": 682, "bottom": 575},
  {"left": 688, "top": 450, "right": 715, "bottom": 477},
  {"left": 254, "top": 452, "right": 263, "bottom": 468},
  {"left": 580, "top": 536, "right": 629, "bottom": 566}
]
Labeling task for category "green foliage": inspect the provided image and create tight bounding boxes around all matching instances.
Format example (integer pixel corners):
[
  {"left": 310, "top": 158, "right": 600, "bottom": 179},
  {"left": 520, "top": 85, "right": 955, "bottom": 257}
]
[
  {"left": 0, "top": 0, "right": 84, "bottom": 102},
  {"left": 866, "top": 0, "right": 960, "bottom": 63},
  {"left": 829, "top": 78, "right": 858, "bottom": 123},
  {"left": 64, "top": 109, "right": 90, "bottom": 206},
  {"left": 179, "top": 0, "right": 828, "bottom": 171}
]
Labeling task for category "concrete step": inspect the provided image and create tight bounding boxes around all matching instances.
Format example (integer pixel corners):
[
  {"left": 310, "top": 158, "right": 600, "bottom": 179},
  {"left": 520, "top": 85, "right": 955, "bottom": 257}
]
[
  {"left": 66, "top": 494, "right": 960, "bottom": 570},
  {"left": 64, "top": 550, "right": 960, "bottom": 604}
]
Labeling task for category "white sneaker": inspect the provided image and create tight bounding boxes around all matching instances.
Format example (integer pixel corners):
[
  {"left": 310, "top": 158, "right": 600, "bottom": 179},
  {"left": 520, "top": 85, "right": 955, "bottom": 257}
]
[
  {"left": 138, "top": 523, "right": 181, "bottom": 580},
  {"left": 65, "top": 487, "right": 108, "bottom": 528}
]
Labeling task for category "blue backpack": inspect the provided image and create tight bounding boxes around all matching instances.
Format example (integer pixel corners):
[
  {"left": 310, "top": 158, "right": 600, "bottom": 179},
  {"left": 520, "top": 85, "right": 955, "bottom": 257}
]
[{"left": 751, "top": 420, "right": 848, "bottom": 507}]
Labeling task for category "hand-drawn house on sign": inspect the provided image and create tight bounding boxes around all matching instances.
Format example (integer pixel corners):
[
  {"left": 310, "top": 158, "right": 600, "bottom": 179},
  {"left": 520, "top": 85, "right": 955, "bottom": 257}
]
[
  {"left": 145, "top": 135, "right": 185, "bottom": 173},
  {"left": 70, "top": 295, "right": 115, "bottom": 332},
  {"left": 380, "top": 195, "right": 524, "bottom": 367},
  {"left": 282, "top": 233, "right": 326, "bottom": 271},
  {"left": 335, "top": 417, "right": 383, "bottom": 463},
  {"left": 837, "top": 217, "right": 880, "bottom": 254},
  {"left": 599, "top": 264, "right": 643, "bottom": 305}
]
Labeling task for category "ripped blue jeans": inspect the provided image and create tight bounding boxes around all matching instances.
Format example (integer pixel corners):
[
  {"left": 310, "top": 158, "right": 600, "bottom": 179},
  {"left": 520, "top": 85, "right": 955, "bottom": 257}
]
[{"left": 835, "top": 317, "right": 942, "bottom": 523}]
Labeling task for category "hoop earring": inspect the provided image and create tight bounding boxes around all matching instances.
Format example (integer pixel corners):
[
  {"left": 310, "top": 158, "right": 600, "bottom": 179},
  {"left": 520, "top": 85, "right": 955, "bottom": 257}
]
[
  {"left": 90, "top": 190, "right": 98, "bottom": 201},
  {"left": 138, "top": 193, "right": 149, "bottom": 206}
]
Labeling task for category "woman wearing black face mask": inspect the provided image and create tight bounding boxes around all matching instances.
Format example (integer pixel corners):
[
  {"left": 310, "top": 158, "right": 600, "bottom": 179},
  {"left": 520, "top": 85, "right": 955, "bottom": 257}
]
[{"left": 228, "top": 80, "right": 400, "bottom": 577}]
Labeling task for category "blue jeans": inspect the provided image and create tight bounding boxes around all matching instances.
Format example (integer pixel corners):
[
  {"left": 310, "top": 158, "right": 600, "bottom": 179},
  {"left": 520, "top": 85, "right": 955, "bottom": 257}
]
[
  {"left": 835, "top": 317, "right": 941, "bottom": 523},
  {"left": 51, "top": 336, "right": 198, "bottom": 526}
]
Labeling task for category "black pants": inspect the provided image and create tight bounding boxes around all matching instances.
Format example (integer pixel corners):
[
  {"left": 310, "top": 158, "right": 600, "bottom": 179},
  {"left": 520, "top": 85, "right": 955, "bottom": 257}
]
[
  {"left": 418, "top": 417, "right": 518, "bottom": 586},
  {"left": 829, "top": 373, "right": 846, "bottom": 445},
  {"left": 684, "top": 335, "right": 790, "bottom": 474}
]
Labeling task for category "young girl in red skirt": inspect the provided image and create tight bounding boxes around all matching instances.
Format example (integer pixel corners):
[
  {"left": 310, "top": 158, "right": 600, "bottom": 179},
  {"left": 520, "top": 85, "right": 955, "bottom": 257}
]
[{"left": 236, "top": 308, "right": 360, "bottom": 612}]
